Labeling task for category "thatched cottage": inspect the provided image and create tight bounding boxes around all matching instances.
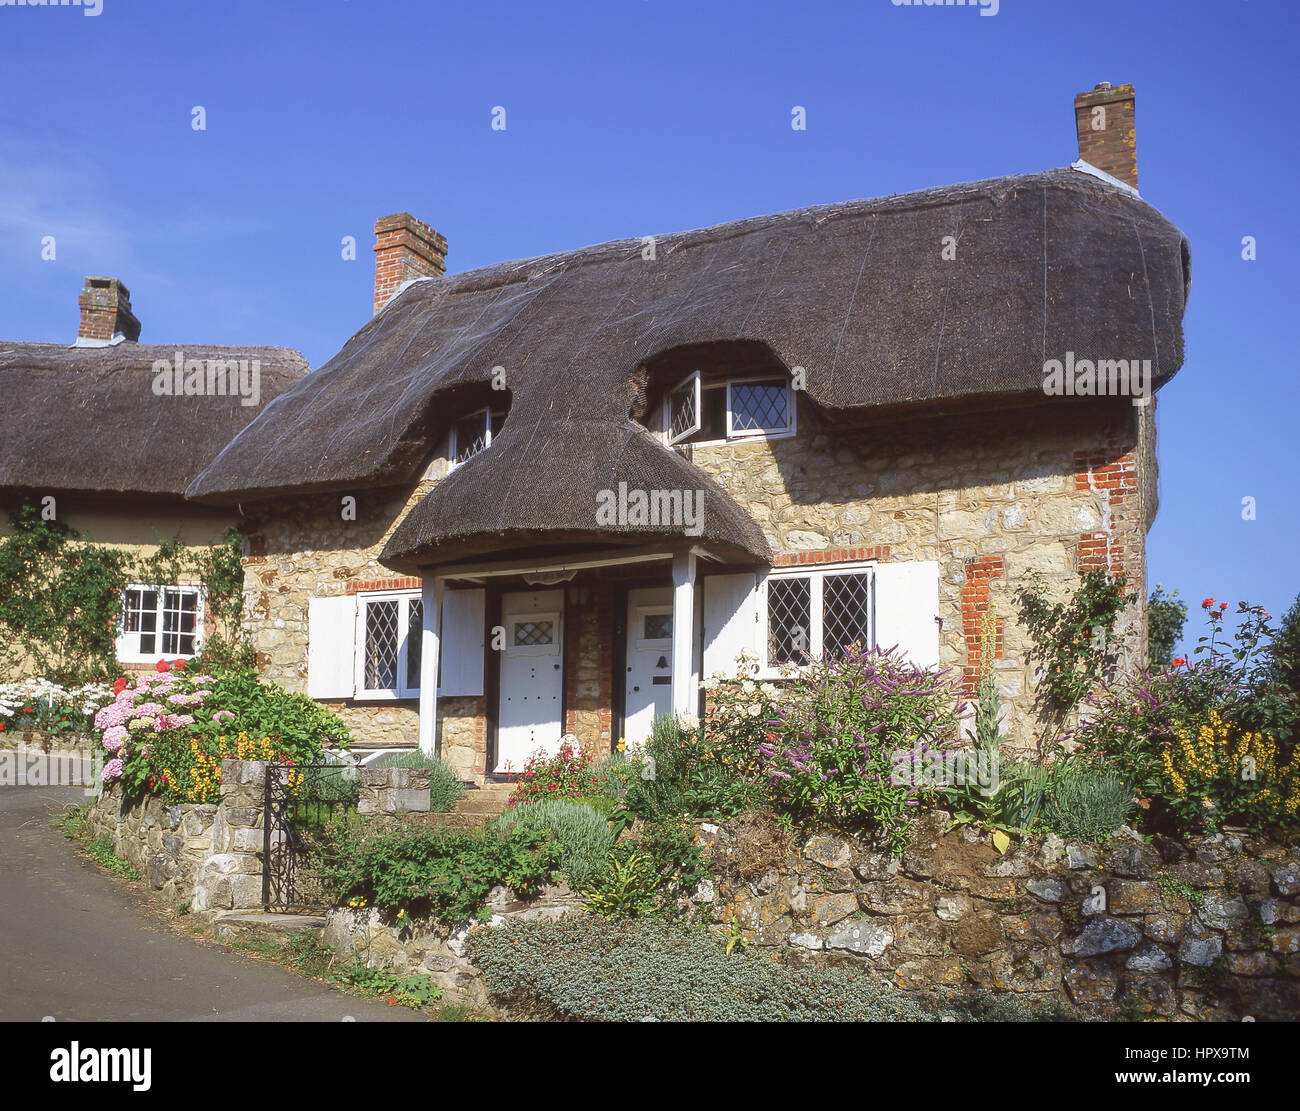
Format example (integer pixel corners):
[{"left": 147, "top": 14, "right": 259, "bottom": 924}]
[
  {"left": 0, "top": 278, "right": 307, "bottom": 670},
  {"left": 183, "top": 81, "right": 1188, "bottom": 781}
]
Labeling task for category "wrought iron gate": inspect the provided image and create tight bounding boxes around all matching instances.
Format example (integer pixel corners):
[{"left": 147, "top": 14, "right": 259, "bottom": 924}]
[{"left": 262, "top": 761, "right": 360, "bottom": 911}]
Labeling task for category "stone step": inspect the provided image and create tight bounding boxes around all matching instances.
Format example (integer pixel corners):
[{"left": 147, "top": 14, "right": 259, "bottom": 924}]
[{"left": 212, "top": 911, "right": 327, "bottom": 944}]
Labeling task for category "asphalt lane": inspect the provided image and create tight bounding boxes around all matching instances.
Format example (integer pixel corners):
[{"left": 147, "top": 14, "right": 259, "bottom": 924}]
[{"left": 0, "top": 786, "right": 423, "bottom": 1022}]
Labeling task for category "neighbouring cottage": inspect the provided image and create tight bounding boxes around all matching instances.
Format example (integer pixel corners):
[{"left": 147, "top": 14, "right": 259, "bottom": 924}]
[
  {"left": 0, "top": 277, "right": 307, "bottom": 673},
  {"left": 181, "top": 81, "right": 1189, "bottom": 783}
]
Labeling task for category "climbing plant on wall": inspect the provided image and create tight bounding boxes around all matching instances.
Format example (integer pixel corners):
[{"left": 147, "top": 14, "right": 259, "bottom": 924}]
[{"left": 0, "top": 502, "right": 246, "bottom": 683}]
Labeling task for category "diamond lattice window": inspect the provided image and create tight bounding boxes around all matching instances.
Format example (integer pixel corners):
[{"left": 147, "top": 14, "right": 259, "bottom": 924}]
[
  {"left": 364, "top": 599, "right": 400, "bottom": 689},
  {"left": 668, "top": 373, "right": 701, "bottom": 444},
  {"left": 406, "top": 598, "right": 423, "bottom": 690},
  {"left": 729, "top": 380, "right": 791, "bottom": 434},
  {"left": 513, "top": 620, "right": 554, "bottom": 647},
  {"left": 822, "top": 573, "right": 872, "bottom": 660},
  {"left": 767, "top": 576, "right": 811, "bottom": 666}
]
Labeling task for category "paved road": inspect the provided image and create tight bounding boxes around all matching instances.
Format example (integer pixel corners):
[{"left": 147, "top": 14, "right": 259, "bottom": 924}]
[{"left": 0, "top": 786, "right": 423, "bottom": 1022}]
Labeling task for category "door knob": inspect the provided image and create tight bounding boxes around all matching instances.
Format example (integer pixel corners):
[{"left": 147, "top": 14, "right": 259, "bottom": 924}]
[{"left": 633, "top": 686, "right": 640, "bottom": 692}]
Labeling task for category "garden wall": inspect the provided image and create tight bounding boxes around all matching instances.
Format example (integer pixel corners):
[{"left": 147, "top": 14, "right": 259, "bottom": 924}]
[
  {"left": 86, "top": 758, "right": 432, "bottom": 913},
  {"left": 700, "top": 812, "right": 1300, "bottom": 1021},
  {"left": 312, "top": 810, "right": 1299, "bottom": 1020}
]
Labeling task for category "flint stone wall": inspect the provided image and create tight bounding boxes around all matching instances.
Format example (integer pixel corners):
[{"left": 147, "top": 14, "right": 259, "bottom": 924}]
[
  {"left": 698, "top": 811, "right": 1300, "bottom": 1021},
  {"left": 321, "top": 882, "right": 586, "bottom": 1008},
  {"left": 87, "top": 758, "right": 431, "bottom": 913}
]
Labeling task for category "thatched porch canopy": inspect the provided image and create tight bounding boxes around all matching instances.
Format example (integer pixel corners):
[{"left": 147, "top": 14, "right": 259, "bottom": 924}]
[{"left": 186, "top": 167, "right": 1190, "bottom": 564}]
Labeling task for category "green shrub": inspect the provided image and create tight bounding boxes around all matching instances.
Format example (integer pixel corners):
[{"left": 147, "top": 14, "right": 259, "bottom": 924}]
[
  {"left": 373, "top": 750, "right": 466, "bottom": 813},
  {"left": 1049, "top": 764, "right": 1134, "bottom": 842},
  {"left": 495, "top": 800, "right": 614, "bottom": 888},
  {"left": 582, "top": 820, "right": 708, "bottom": 918},
  {"left": 467, "top": 915, "right": 1061, "bottom": 1022},
  {"left": 308, "top": 814, "right": 561, "bottom": 925}
]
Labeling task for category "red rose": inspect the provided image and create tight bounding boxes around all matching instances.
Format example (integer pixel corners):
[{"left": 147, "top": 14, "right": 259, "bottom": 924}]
[
  {"left": 1201, "top": 598, "right": 1214, "bottom": 609},
  {"left": 1172, "top": 657, "right": 1186, "bottom": 667},
  {"left": 155, "top": 660, "right": 170, "bottom": 672},
  {"left": 113, "top": 677, "right": 128, "bottom": 696},
  {"left": 1219, "top": 602, "right": 1227, "bottom": 610}
]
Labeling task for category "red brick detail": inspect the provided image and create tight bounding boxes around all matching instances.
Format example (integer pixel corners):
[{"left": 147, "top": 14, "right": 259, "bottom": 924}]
[
  {"left": 346, "top": 577, "right": 422, "bottom": 595},
  {"left": 772, "top": 545, "right": 890, "bottom": 568},
  {"left": 373, "top": 212, "right": 447, "bottom": 316},
  {"left": 961, "top": 556, "right": 1004, "bottom": 695},
  {"left": 1073, "top": 442, "right": 1140, "bottom": 575}
]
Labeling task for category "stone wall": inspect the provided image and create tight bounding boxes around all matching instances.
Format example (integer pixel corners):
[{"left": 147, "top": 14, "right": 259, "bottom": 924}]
[
  {"left": 700, "top": 812, "right": 1300, "bottom": 1021},
  {"left": 238, "top": 396, "right": 1151, "bottom": 757},
  {"left": 86, "top": 759, "right": 432, "bottom": 912}
]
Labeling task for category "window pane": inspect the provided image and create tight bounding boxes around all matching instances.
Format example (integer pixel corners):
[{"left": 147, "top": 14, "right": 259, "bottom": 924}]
[
  {"left": 643, "top": 613, "right": 672, "bottom": 640},
  {"left": 731, "top": 380, "right": 789, "bottom": 433},
  {"left": 669, "top": 377, "right": 699, "bottom": 442},
  {"left": 767, "top": 577, "right": 811, "bottom": 666},
  {"left": 365, "top": 600, "right": 400, "bottom": 689},
  {"left": 823, "top": 573, "right": 871, "bottom": 660},
  {"left": 454, "top": 411, "right": 489, "bottom": 464},
  {"left": 513, "top": 620, "right": 553, "bottom": 646},
  {"left": 162, "top": 589, "right": 198, "bottom": 656},
  {"left": 406, "top": 599, "right": 423, "bottom": 690}
]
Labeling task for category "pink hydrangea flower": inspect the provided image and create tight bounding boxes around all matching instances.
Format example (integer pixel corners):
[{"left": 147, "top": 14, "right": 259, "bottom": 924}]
[
  {"left": 212, "top": 710, "right": 235, "bottom": 724},
  {"left": 101, "top": 758, "right": 123, "bottom": 782}
]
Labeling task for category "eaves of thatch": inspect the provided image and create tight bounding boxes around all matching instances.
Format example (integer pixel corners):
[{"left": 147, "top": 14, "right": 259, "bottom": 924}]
[{"left": 0, "top": 342, "right": 309, "bottom": 501}]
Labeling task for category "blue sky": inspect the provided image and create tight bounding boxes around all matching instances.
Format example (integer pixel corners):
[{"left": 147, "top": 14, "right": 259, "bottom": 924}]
[{"left": 0, "top": 0, "right": 1296, "bottom": 652}]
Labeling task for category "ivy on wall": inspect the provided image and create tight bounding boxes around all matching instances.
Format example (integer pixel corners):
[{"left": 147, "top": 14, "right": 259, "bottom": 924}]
[{"left": 0, "top": 502, "right": 245, "bottom": 683}]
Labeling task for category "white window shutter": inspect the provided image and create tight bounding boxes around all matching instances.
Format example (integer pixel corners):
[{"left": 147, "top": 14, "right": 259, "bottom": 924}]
[
  {"left": 438, "top": 588, "right": 485, "bottom": 697},
  {"left": 307, "top": 595, "right": 358, "bottom": 698},
  {"left": 874, "top": 560, "right": 940, "bottom": 669},
  {"left": 702, "top": 572, "right": 761, "bottom": 679}
]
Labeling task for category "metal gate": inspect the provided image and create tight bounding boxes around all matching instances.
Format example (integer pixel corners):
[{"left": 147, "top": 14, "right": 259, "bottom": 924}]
[{"left": 262, "top": 761, "right": 360, "bottom": 911}]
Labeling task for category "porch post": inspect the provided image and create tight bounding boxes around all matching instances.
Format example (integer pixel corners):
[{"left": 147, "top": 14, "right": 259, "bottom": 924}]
[
  {"left": 418, "top": 575, "right": 444, "bottom": 756},
  {"left": 671, "top": 550, "right": 697, "bottom": 719}
]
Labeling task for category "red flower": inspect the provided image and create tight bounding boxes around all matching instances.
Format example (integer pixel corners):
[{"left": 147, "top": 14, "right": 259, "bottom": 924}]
[
  {"left": 155, "top": 660, "right": 170, "bottom": 673},
  {"left": 0, "top": 723, "right": 5, "bottom": 732},
  {"left": 1171, "top": 657, "right": 1186, "bottom": 667},
  {"left": 1219, "top": 602, "right": 1228, "bottom": 610},
  {"left": 172, "top": 659, "right": 188, "bottom": 671},
  {"left": 23, "top": 707, "right": 33, "bottom": 715},
  {"left": 113, "top": 677, "right": 129, "bottom": 696},
  {"left": 1201, "top": 598, "right": 1215, "bottom": 609}
]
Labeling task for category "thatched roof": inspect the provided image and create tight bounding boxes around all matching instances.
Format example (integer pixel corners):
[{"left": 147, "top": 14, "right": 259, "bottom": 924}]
[
  {"left": 0, "top": 342, "right": 308, "bottom": 499},
  {"left": 188, "top": 166, "right": 1190, "bottom": 567}
]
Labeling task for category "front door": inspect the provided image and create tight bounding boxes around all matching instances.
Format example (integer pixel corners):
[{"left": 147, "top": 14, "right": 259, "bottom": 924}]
[
  {"left": 496, "top": 590, "right": 564, "bottom": 773},
  {"left": 624, "top": 586, "right": 674, "bottom": 747}
]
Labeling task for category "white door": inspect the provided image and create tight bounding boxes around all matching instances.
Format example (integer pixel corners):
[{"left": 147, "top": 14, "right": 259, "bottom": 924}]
[
  {"left": 496, "top": 590, "right": 564, "bottom": 773},
  {"left": 624, "top": 586, "right": 674, "bottom": 747}
]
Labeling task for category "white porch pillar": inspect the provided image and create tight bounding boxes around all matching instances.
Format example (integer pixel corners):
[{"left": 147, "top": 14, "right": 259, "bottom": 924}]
[
  {"left": 418, "top": 576, "right": 444, "bottom": 755},
  {"left": 671, "top": 551, "right": 697, "bottom": 719}
]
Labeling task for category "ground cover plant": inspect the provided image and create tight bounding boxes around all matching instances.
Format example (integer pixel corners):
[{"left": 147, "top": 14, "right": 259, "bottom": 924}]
[{"left": 467, "top": 914, "right": 1069, "bottom": 1022}]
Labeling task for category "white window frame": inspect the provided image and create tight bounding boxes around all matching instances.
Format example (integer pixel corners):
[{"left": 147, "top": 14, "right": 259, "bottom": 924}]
[
  {"left": 661, "top": 374, "right": 796, "bottom": 448},
  {"left": 726, "top": 376, "right": 796, "bottom": 440},
  {"left": 633, "top": 604, "right": 674, "bottom": 650},
  {"left": 666, "top": 372, "right": 702, "bottom": 446},
  {"left": 449, "top": 406, "right": 502, "bottom": 469},
  {"left": 760, "top": 562, "right": 875, "bottom": 677},
  {"left": 505, "top": 611, "right": 562, "bottom": 657},
  {"left": 354, "top": 589, "right": 423, "bottom": 701},
  {"left": 116, "top": 583, "right": 205, "bottom": 664}
]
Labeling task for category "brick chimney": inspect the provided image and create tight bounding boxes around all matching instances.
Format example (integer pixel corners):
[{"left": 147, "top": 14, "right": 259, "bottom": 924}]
[
  {"left": 373, "top": 213, "right": 447, "bottom": 315},
  {"left": 1074, "top": 82, "right": 1138, "bottom": 191},
  {"left": 77, "top": 276, "right": 141, "bottom": 343}
]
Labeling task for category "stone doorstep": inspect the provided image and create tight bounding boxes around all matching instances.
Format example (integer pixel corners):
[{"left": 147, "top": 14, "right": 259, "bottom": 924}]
[{"left": 211, "top": 911, "right": 327, "bottom": 944}]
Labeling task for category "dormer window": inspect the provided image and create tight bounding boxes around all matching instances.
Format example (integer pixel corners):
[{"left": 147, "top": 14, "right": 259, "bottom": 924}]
[
  {"left": 450, "top": 405, "right": 507, "bottom": 468},
  {"left": 663, "top": 372, "right": 794, "bottom": 447}
]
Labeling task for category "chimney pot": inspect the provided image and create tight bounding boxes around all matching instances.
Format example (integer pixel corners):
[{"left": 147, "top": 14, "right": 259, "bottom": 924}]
[
  {"left": 373, "top": 213, "right": 448, "bottom": 315},
  {"left": 77, "top": 276, "right": 141, "bottom": 343},
  {"left": 1074, "top": 82, "right": 1138, "bottom": 191}
]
